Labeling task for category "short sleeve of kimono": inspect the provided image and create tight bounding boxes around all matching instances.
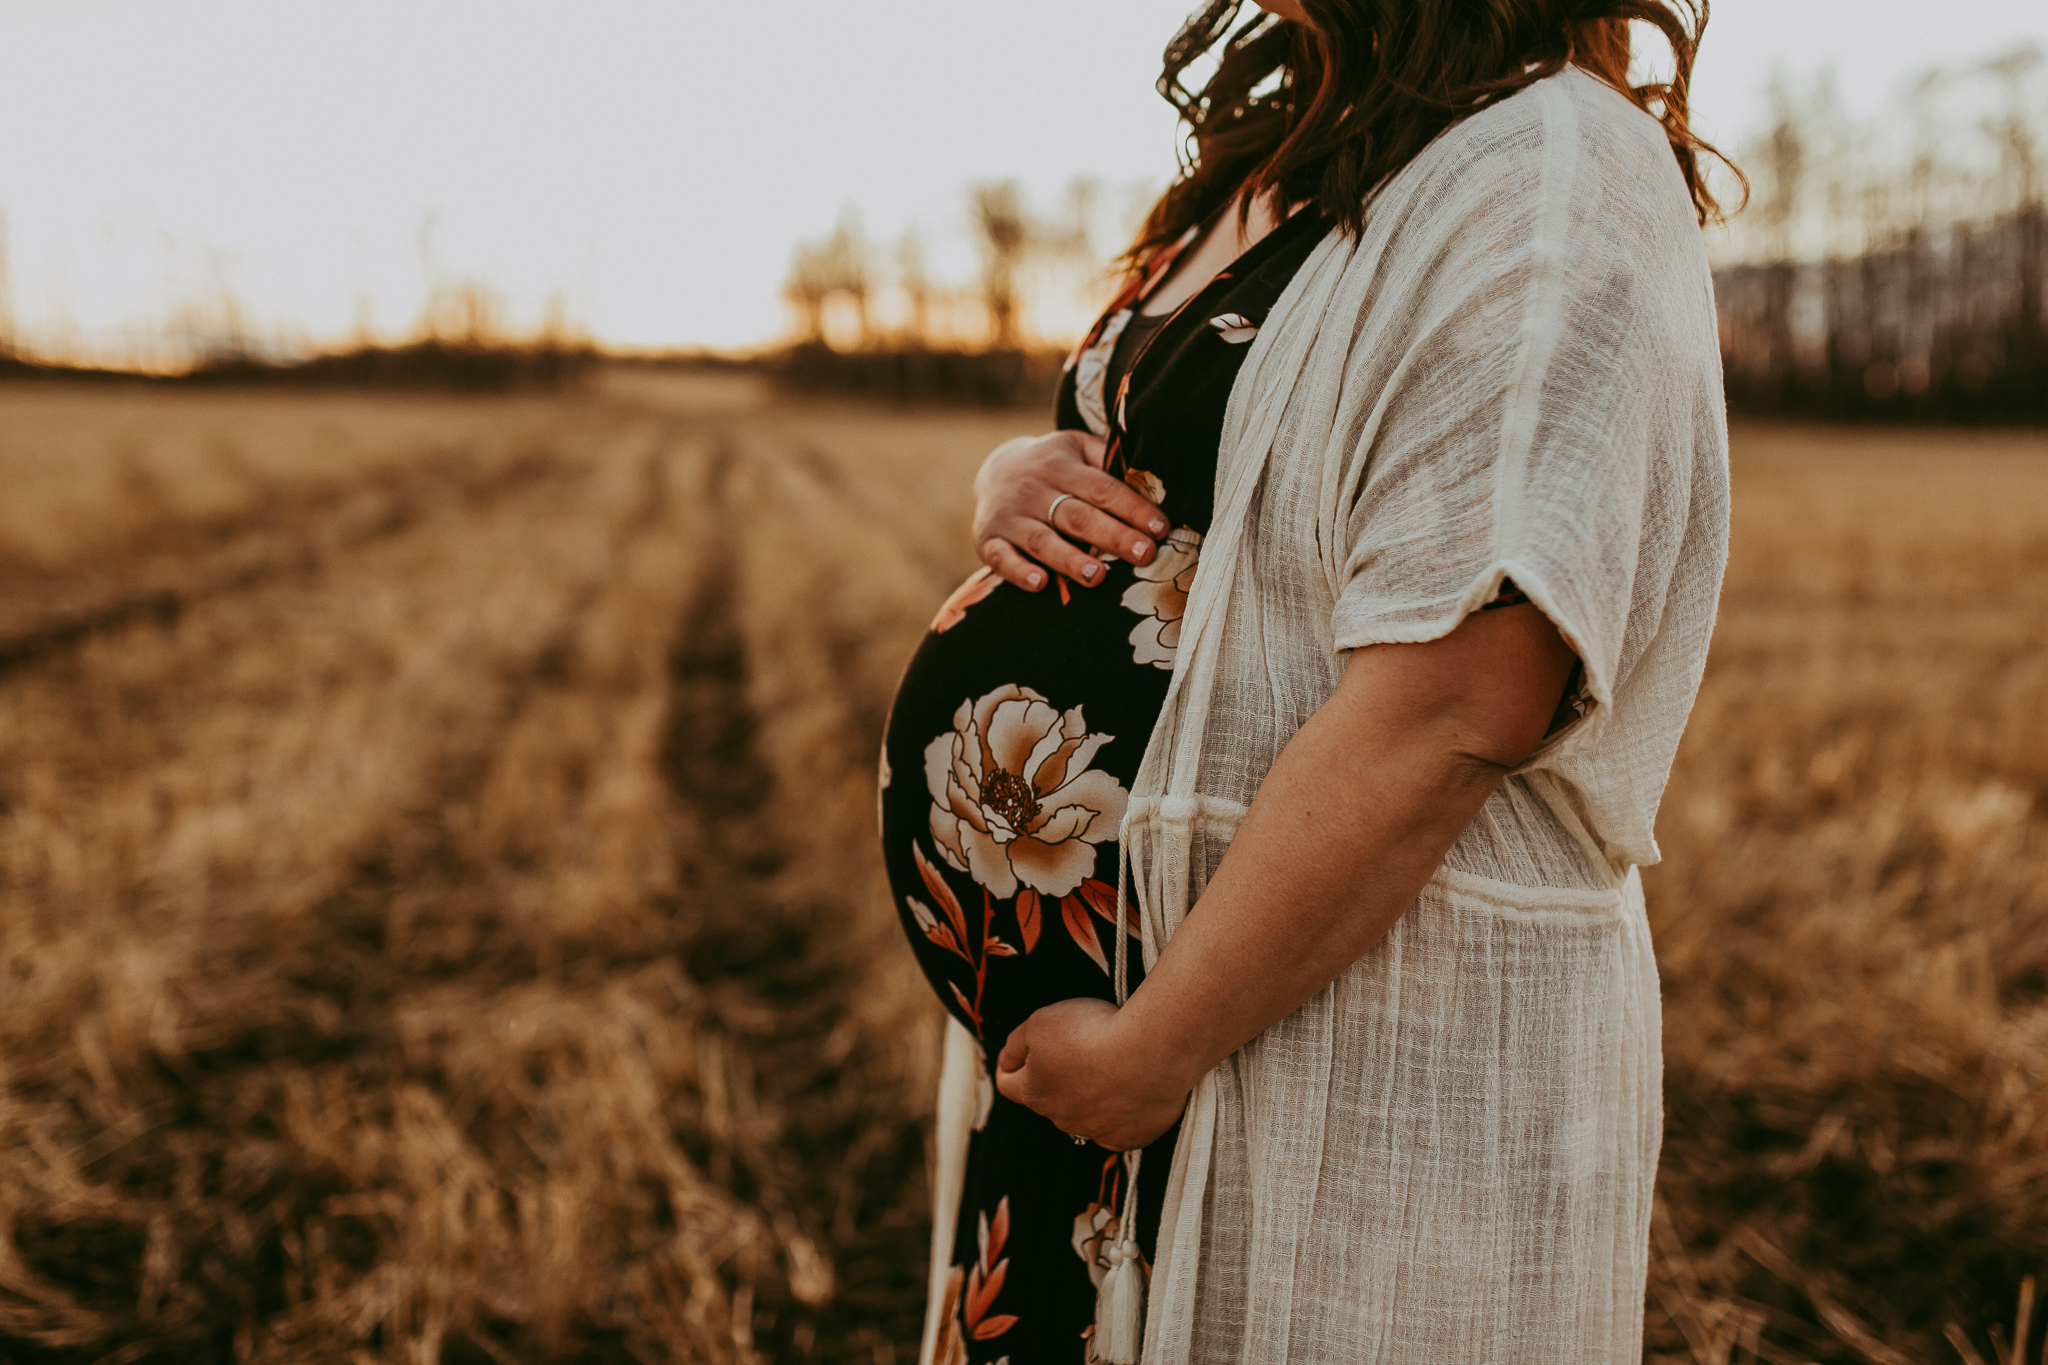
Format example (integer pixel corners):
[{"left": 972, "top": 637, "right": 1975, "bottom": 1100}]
[{"left": 1327, "top": 88, "right": 1716, "bottom": 762}]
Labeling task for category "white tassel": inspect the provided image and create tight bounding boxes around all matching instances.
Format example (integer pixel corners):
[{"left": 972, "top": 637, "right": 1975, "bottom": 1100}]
[
  {"left": 1094, "top": 1236, "right": 1148, "bottom": 1363},
  {"left": 1091, "top": 844, "right": 1149, "bottom": 1363}
]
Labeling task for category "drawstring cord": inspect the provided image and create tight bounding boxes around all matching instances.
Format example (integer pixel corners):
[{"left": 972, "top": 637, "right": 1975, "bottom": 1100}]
[{"left": 1094, "top": 838, "right": 1146, "bottom": 1363}]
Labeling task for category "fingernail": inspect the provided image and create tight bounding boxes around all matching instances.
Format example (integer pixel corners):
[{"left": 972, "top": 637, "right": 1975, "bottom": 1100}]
[
  {"left": 1150, "top": 518, "right": 1167, "bottom": 533},
  {"left": 1132, "top": 541, "right": 1150, "bottom": 560},
  {"left": 1082, "top": 563, "right": 1098, "bottom": 580},
  {"left": 1026, "top": 570, "right": 1043, "bottom": 588}
]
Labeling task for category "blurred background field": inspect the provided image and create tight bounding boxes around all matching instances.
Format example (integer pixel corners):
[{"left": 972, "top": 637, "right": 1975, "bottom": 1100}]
[{"left": 0, "top": 371, "right": 2042, "bottom": 1364}]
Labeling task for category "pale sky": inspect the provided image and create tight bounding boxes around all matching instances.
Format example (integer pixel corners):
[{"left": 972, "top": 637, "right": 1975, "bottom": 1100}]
[{"left": 0, "top": 0, "right": 2043, "bottom": 360}]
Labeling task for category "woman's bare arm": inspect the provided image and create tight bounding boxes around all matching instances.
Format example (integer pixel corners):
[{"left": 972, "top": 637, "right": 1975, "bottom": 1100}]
[{"left": 994, "top": 600, "right": 1580, "bottom": 1149}]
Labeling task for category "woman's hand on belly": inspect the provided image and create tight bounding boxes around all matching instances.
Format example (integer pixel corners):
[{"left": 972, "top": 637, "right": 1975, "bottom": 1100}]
[
  {"left": 994, "top": 996, "right": 1192, "bottom": 1151},
  {"left": 973, "top": 431, "right": 1168, "bottom": 592}
]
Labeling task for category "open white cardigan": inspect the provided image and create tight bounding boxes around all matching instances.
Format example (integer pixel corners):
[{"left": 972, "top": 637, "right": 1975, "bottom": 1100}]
[{"left": 922, "top": 67, "right": 1728, "bottom": 1365}]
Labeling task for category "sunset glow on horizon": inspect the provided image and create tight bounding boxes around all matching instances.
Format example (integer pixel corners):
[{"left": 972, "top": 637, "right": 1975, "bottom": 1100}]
[{"left": 1, "top": 0, "right": 2043, "bottom": 363}]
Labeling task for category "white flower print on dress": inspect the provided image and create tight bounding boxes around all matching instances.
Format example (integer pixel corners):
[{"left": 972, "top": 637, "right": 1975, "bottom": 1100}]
[
  {"left": 924, "top": 685, "right": 1129, "bottom": 899},
  {"left": 1209, "top": 313, "right": 1258, "bottom": 344},
  {"left": 1072, "top": 1203, "right": 1122, "bottom": 1290},
  {"left": 1073, "top": 310, "right": 1131, "bottom": 438},
  {"left": 1124, "top": 467, "right": 1165, "bottom": 503},
  {"left": 1121, "top": 526, "right": 1202, "bottom": 670}
]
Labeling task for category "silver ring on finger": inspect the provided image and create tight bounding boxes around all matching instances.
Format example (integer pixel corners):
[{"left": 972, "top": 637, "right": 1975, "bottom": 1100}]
[
  {"left": 1045, "top": 492, "right": 1076, "bottom": 529},
  {"left": 1070, "top": 1132, "right": 1089, "bottom": 1146}
]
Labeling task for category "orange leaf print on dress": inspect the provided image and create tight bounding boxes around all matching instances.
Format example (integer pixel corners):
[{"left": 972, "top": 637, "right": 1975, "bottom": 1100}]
[
  {"left": 1052, "top": 877, "right": 1129, "bottom": 978},
  {"left": 907, "top": 842, "right": 972, "bottom": 961},
  {"left": 959, "top": 1197, "right": 1019, "bottom": 1344},
  {"left": 1015, "top": 888, "right": 1042, "bottom": 953},
  {"left": 1059, "top": 892, "right": 1109, "bottom": 974},
  {"left": 931, "top": 566, "right": 1002, "bottom": 633}
]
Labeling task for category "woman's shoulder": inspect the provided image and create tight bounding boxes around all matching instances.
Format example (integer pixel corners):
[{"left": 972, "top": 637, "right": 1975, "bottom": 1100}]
[
  {"left": 1442, "top": 66, "right": 1673, "bottom": 162},
  {"left": 1396, "top": 67, "right": 1691, "bottom": 215},
  {"left": 1350, "top": 65, "right": 1705, "bottom": 295}
]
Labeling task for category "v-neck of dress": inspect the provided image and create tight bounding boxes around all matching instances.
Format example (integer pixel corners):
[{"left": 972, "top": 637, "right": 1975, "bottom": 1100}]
[
  {"left": 1106, "top": 206, "right": 1327, "bottom": 431},
  {"left": 1135, "top": 199, "right": 1322, "bottom": 319}
]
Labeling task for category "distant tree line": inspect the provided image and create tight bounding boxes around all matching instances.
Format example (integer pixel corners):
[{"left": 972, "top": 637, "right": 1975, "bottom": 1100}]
[
  {"left": 778, "top": 179, "right": 1125, "bottom": 402},
  {"left": 0, "top": 209, "right": 596, "bottom": 390},
  {"left": 1715, "top": 44, "right": 2046, "bottom": 423},
  {"left": 784, "top": 47, "right": 2048, "bottom": 419}
]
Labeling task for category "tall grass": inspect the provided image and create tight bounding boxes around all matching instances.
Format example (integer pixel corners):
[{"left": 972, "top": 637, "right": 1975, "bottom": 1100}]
[
  {"left": 0, "top": 374, "right": 2041, "bottom": 1362},
  {"left": 1644, "top": 424, "right": 2048, "bottom": 1363}
]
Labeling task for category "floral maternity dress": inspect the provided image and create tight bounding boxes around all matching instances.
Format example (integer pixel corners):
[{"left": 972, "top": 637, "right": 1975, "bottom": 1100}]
[{"left": 876, "top": 206, "right": 1327, "bottom": 1364}]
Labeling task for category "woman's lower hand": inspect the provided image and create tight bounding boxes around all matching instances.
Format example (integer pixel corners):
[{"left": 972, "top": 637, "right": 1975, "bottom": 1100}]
[
  {"left": 994, "top": 997, "right": 1191, "bottom": 1151},
  {"left": 972, "top": 431, "right": 1169, "bottom": 592}
]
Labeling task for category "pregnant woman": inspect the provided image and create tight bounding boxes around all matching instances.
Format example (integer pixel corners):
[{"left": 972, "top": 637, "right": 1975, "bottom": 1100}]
[{"left": 877, "top": 1, "right": 1734, "bottom": 1361}]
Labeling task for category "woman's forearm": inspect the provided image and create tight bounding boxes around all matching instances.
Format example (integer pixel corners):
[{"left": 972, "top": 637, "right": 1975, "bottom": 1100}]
[
  {"left": 994, "top": 603, "right": 1577, "bottom": 1147},
  {"left": 1115, "top": 606, "right": 1575, "bottom": 1092}
]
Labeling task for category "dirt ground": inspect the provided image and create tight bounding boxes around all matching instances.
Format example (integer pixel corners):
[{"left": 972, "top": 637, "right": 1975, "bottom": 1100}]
[{"left": 0, "top": 371, "right": 2042, "bottom": 1364}]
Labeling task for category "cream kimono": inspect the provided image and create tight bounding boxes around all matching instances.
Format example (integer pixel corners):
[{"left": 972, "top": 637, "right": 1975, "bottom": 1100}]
[{"left": 925, "top": 66, "right": 1729, "bottom": 1364}]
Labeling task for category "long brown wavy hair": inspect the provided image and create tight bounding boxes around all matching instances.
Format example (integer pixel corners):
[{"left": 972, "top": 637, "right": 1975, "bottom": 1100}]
[{"left": 1125, "top": 0, "right": 1740, "bottom": 273}]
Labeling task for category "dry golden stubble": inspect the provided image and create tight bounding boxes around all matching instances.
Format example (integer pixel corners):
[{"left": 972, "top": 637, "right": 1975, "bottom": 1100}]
[
  {"left": 1643, "top": 423, "right": 2048, "bottom": 1365},
  {"left": 1, "top": 382, "right": 2044, "bottom": 1364}
]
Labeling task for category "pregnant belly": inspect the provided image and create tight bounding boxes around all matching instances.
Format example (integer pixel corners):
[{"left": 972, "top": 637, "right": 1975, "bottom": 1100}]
[{"left": 877, "top": 565, "right": 1172, "bottom": 1049}]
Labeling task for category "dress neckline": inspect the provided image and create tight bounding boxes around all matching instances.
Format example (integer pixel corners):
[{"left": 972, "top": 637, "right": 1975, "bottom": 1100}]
[
  {"left": 1103, "top": 206, "right": 1326, "bottom": 426},
  {"left": 1133, "top": 200, "right": 1323, "bottom": 320}
]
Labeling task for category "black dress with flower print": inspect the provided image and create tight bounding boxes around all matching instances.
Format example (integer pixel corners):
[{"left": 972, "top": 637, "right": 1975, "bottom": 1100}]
[{"left": 876, "top": 206, "right": 1328, "bottom": 1365}]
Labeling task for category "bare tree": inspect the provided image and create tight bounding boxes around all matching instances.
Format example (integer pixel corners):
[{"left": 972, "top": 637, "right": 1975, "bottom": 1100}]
[
  {"left": 1737, "top": 72, "right": 1810, "bottom": 395},
  {"left": 826, "top": 207, "right": 874, "bottom": 344},
  {"left": 784, "top": 240, "right": 833, "bottom": 345},
  {"left": 896, "top": 227, "right": 933, "bottom": 346},
  {"left": 1902, "top": 69, "right": 1954, "bottom": 240},
  {"left": 783, "top": 206, "right": 874, "bottom": 348},
  {"left": 1749, "top": 69, "right": 1807, "bottom": 264},
  {"left": 1041, "top": 177, "right": 1100, "bottom": 266},
  {"left": 1983, "top": 44, "right": 2045, "bottom": 342},
  {"left": 969, "top": 180, "right": 1030, "bottom": 349},
  {"left": 1982, "top": 43, "right": 2045, "bottom": 210},
  {"left": 420, "top": 280, "right": 505, "bottom": 346},
  {"left": 1716, "top": 49, "right": 2048, "bottom": 422},
  {"left": 0, "top": 208, "right": 13, "bottom": 359}
]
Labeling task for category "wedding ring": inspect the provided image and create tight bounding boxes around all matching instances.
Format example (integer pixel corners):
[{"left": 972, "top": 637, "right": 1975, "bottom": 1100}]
[{"left": 1045, "top": 492, "right": 1076, "bottom": 528}]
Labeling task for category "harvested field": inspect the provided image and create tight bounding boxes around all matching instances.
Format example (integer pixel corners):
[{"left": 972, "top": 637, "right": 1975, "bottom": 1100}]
[{"left": 0, "top": 372, "right": 2042, "bottom": 1364}]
